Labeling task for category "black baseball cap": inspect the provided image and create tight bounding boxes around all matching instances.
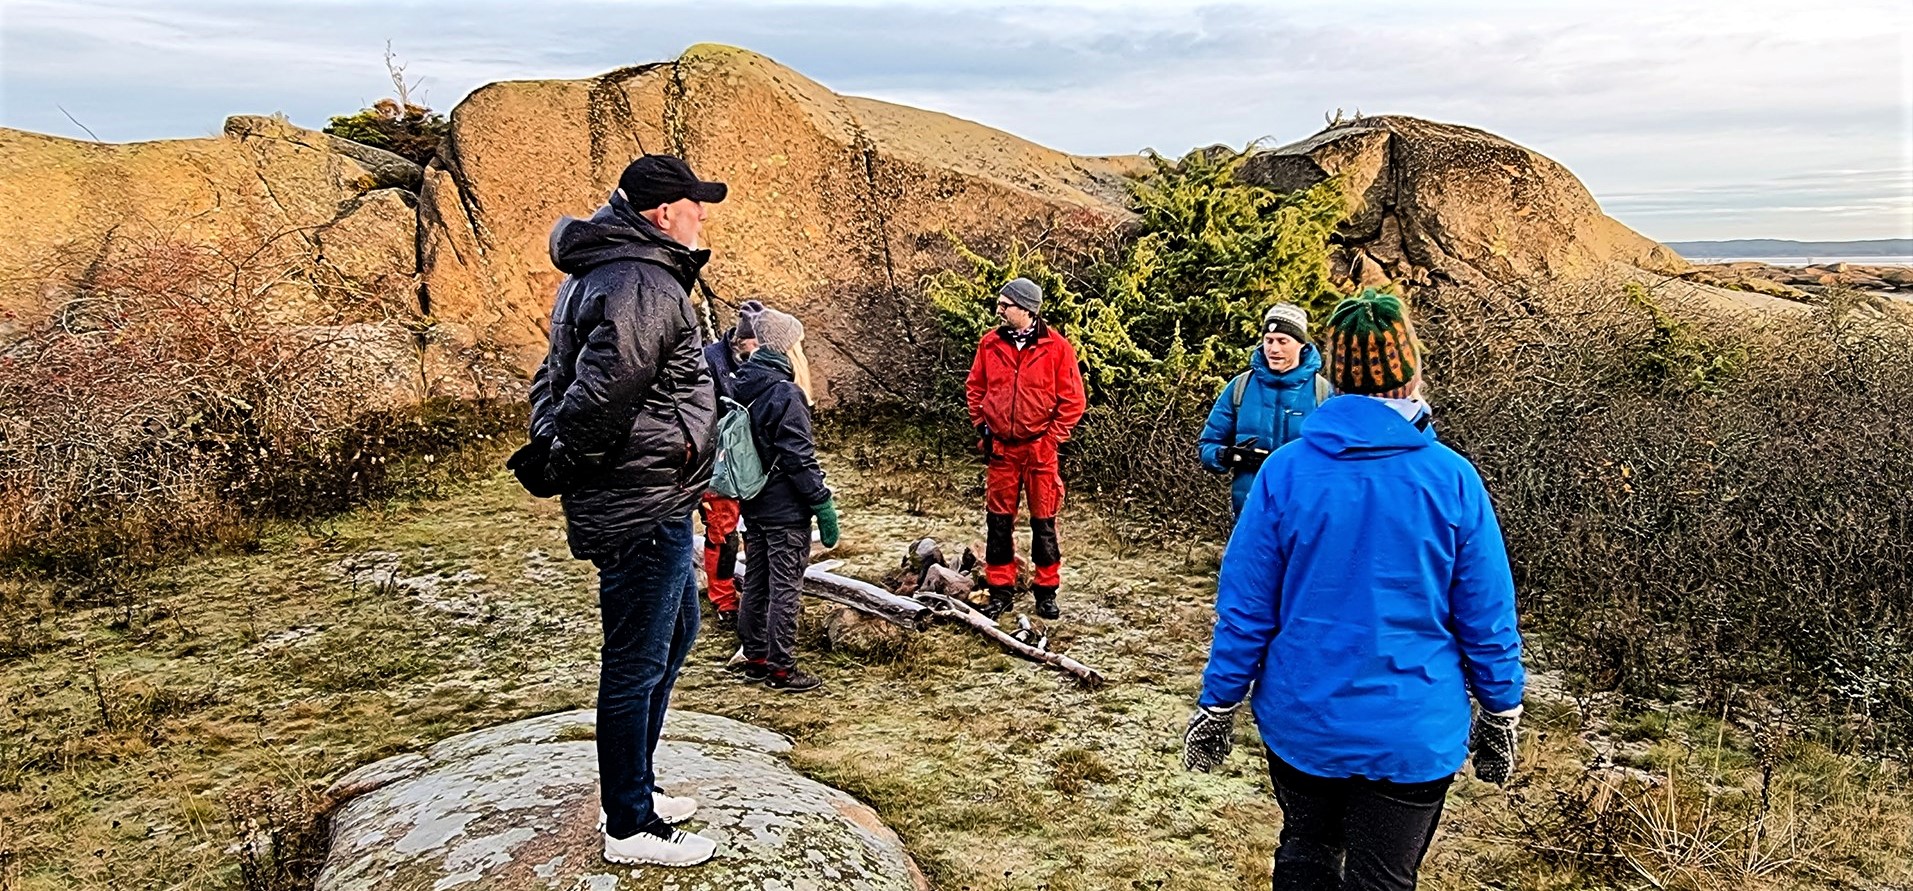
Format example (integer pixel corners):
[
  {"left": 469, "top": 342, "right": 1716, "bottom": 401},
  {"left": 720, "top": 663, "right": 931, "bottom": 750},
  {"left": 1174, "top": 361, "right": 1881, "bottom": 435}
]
[{"left": 617, "top": 154, "right": 728, "bottom": 208}]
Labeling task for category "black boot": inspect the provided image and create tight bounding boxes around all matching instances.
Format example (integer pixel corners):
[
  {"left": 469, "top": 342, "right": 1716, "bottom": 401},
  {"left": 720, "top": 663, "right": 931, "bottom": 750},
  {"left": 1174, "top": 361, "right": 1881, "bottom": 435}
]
[
  {"left": 1034, "top": 585, "right": 1060, "bottom": 620},
  {"left": 980, "top": 586, "right": 1013, "bottom": 619}
]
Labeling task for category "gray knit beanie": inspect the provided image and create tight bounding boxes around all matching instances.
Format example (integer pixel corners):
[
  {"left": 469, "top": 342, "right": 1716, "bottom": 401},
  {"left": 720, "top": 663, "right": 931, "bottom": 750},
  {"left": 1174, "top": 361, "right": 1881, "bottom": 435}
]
[
  {"left": 752, "top": 308, "right": 805, "bottom": 354},
  {"left": 999, "top": 277, "right": 1043, "bottom": 313},
  {"left": 1262, "top": 303, "right": 1309, "bottom": 342}
]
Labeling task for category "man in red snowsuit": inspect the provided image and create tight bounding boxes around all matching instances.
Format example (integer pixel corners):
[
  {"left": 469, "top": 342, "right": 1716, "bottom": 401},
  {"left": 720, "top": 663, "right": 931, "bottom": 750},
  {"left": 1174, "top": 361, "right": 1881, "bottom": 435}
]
[{"left": 965, "top": 277, "right": 1087, "bottom": 621}]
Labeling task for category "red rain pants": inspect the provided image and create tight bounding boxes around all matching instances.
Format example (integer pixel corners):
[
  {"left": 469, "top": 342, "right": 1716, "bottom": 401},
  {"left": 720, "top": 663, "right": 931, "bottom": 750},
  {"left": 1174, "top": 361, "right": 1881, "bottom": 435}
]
[{"left": 984, "top": 437, "right": 1063, "bottom": 590}]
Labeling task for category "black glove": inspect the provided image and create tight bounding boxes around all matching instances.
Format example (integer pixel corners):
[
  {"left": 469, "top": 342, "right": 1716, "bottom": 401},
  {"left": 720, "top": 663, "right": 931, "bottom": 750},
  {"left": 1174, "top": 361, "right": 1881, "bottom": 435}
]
[
  {"left": 1469, "top": 709, "right": 1521, "bottom": 785},
  {"left": 1182, "top": 703, "right": 1239, "bottom": 772},
  {"left": 976, "top": 424, "right": 995, "bottom": 461},
  {"left": 506, "top": 435, "right": 562, "bottom": 498},
  {"left": 1221, "top": 445, "right": 1271, "bottom": 471}
]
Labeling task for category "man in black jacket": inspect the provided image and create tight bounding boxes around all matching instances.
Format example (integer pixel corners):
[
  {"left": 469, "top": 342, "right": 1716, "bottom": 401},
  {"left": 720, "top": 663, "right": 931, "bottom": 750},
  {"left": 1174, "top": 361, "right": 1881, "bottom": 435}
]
[{"left": 527, "top": 154, "right": 724, "bottom": 867}]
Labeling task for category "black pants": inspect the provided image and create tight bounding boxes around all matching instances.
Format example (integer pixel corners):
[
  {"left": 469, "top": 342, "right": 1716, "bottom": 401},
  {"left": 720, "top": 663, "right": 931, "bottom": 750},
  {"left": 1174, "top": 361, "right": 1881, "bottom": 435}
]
[
  {"left": 740, "top": 525, "right": 809, "bottom": 670},
  {"left": 1266, "top": 750, "right": 1452, "bottom": 891}
]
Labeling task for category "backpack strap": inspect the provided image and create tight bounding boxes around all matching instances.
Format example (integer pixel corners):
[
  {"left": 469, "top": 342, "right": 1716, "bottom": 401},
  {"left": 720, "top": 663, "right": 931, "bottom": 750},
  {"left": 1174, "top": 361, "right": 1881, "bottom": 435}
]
[
  {"left": 1228, "top": 371, "right": 1252, "bottom": 411},
  {"left": 1313, "top": 374, "right": 1332, "bottom": 406}
]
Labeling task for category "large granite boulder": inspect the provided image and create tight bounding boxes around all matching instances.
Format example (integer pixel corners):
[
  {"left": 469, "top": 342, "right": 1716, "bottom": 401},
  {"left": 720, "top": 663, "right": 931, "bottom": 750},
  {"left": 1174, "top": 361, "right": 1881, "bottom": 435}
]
[
  {"left": 316, "top": 709, "right": 927, "bottom": 891},
  {"left": 0, "top": 115, "right": 423, "bottom": 341},
  {"left": 417, "top": 44, "right": 1137, "bottom": 403},
  {"left": 1238, "top": 115, "right": 1691, "bottom": 290}
]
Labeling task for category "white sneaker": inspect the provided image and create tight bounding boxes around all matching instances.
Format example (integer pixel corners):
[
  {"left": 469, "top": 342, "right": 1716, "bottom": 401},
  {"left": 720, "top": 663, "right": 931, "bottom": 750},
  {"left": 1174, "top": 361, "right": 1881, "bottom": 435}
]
[
  {"left": 653, "top": 791, "right": 698, "bottom": 823},
  {"left": 597, "top": 792, "right": 699, "bottom": 831},
  {"left": 602, "top": 826, "right": 718, "bottom": 866}
]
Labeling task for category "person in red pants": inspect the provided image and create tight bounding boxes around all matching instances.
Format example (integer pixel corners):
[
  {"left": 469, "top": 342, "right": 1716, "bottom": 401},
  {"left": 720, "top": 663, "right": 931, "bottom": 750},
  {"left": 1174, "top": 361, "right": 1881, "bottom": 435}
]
[
  {"left": 699, "top": 301, "right": 763, "bottom": 629},
  {"left": 964, "top": 277, "right": 1087, "bottom": 620}
]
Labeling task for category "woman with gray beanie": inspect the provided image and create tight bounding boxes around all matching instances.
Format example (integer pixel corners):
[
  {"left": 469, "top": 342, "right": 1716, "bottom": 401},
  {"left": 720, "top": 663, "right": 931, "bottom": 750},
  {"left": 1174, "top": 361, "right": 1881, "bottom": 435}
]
[{"left": 727, "top": 309, "right": 840, "bottom": 692}]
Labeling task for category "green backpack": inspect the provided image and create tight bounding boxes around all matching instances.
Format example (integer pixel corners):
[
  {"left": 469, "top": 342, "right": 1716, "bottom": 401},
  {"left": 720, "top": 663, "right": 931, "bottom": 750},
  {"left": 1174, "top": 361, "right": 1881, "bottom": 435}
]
[{"left": 708, "top": 396, "right": 769, "bottom": 500}]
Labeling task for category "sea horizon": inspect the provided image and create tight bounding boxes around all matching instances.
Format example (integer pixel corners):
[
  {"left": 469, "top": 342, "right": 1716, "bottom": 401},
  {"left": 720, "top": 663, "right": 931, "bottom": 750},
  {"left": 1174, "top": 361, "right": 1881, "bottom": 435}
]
[{"left": 1685, "top": 255, "right": 1913, "bottom": 267}]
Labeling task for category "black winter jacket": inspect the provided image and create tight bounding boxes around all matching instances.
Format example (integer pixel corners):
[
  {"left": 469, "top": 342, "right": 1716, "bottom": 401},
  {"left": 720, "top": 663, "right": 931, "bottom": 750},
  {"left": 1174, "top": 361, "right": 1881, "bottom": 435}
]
[
  {"left": 529, "top": 195, "right": 717, "bottom": 559},
  {"left": 731, "top": 350, "right": 830, "bottom": 528},
  {"left": 703, "top": 330, "right": 744, "bottom": 403}
]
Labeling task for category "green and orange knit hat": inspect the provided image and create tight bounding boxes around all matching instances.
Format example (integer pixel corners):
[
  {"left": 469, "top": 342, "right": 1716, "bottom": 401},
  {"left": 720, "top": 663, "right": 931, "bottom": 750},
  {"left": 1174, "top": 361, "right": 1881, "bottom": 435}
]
[{"left": 1324, "top": 289, "right": 1421, "bottom": 397}]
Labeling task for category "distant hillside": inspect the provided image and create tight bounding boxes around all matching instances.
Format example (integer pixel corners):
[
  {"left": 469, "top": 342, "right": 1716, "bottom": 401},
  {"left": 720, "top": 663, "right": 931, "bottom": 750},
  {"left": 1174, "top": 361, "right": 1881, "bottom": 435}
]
[{"left": 1669, "top": 238, "right": 1913, "bottom": 258}]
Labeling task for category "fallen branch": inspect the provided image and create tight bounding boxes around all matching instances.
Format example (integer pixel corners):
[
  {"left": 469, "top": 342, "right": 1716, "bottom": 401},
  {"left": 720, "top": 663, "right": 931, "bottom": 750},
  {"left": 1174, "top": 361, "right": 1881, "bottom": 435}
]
[
  {"left": 915, "top": 592, "right": 1107, "bottom": 689},
  {"left": 803, "top": 563, "right": 932, "bottom": 631}
]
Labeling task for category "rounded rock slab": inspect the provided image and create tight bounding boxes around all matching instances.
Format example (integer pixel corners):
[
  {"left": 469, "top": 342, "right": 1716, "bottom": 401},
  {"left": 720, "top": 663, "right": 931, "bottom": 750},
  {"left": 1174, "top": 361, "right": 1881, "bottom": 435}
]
[{"left": 317, "top": 709, "right": 925, "bottom": 891}]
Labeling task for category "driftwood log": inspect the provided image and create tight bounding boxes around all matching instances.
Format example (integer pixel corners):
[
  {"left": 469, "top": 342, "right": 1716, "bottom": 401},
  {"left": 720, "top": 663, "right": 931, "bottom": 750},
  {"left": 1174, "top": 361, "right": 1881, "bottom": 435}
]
[
  {"left": 726, "top": 556, "right": 933, "bottom": 630},
  {"left": 916, "top": 592, "right": 1107, "bottom": 689},
  {"left": 803, "top": 561, "right": 932, "bottom": 630},
  {"left": 722, "top": 541, "right": 1107, "bottom": 688}
]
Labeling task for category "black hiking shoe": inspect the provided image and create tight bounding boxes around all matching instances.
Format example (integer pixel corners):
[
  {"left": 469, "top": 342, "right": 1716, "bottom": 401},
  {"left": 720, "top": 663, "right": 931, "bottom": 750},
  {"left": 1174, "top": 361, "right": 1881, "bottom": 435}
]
[
  {"left": 979, "top": 586, "right": 1014, "bottom": 619},
  {"left": 1034, "top": 586, "right": 1060, "bottom": 620},
  {"left": 764, "top": 666, "right": 822, "bottom": 693},
  {"left": 715, "top": 609, "right": 737, "bottom": 631},
  {"left": 726, "top": 656, "right": 770, "bottom": 683}
]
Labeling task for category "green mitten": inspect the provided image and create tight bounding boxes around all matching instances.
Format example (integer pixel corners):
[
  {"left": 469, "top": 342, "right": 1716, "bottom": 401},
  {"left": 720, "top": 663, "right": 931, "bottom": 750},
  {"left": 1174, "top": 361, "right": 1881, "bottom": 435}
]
[{"left": 811, "top": 498, "right": 841, "bottom": 548}]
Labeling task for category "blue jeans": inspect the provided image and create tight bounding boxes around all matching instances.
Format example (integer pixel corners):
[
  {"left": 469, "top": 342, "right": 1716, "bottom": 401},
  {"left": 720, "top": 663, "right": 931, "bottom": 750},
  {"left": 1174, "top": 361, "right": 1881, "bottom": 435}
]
[{"left": 591, "top": 514, "right": 700, "bottom": 839}]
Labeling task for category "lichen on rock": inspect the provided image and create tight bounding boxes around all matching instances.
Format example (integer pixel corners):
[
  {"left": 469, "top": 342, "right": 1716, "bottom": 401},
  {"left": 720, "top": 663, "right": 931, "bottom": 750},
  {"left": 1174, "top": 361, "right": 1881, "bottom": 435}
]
[{"left": 317, "top": 710, "right": 927, "bottom": 891}]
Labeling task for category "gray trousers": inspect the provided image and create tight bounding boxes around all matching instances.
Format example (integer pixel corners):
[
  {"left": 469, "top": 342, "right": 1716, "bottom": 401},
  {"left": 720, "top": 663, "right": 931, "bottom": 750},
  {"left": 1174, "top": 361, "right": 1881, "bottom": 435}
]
[{"left": 740, "top": 525, "right": 809, "bottom": 670}]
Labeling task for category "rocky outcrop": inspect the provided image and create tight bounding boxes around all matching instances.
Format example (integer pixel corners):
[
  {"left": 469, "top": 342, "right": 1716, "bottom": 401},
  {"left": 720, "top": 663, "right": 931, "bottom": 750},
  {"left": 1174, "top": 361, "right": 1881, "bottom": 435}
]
[
  {"left": 1686, "top": 260, "right": 1913, "bottom": 302},
  {"left": 1239, "top": 116, "right": 1690, "bottom": 290},
  {"left": 417, "top": 44, "right": 1136, "bottom": 403},
  {"left": 0, "top": 116, "right": 514, "bottom": 402},
  {"left": 7, "top": 48, "right": 1770, "bottom": 405},
  {"left": 317, "top": 709, "right": 926, "bottom": 891},
  {"left": 0, "top": 115, "right": 423, "bottom": 338}
]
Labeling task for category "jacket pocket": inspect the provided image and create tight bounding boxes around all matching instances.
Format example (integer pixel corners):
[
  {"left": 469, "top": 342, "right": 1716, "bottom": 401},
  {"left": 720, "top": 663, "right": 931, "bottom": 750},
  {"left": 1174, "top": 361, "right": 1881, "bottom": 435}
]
[{"left": 672, "top": 410, "right": 698, "bottom": 485}]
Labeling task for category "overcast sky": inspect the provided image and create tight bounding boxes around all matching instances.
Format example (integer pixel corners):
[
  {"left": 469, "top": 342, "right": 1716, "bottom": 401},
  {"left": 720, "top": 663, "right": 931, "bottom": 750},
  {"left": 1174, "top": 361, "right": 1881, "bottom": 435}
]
[{"left": 3, "top": 0, "right": 1909, "bottom": 242}]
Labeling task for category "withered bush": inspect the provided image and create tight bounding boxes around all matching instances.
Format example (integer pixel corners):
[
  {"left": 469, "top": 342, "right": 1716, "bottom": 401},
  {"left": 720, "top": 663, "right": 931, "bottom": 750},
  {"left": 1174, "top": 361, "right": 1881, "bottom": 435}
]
[
  {"left": 0, "top": 231, "right": 518, "bottom": 575},
  {"left": 226, "top": 783, "right": 331, "bottom": 891},
  {"left": 1424, "top": 282, "right": 1913, "bottom": 751}
]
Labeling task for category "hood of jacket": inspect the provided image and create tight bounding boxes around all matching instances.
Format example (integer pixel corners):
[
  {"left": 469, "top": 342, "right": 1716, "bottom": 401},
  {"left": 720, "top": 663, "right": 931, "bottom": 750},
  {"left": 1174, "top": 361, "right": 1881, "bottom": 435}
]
[
  {"left": 548, "top": 192, "right": 711, "bottom": 286},
  {"left": 733, "top": 348, "right": 795, "bottom": 404},
  {"left": 1247, "top": 342, "right": 1322, "bottom": 388},
  {"left": 1301, "top": 391, "right": 1434, "bottom": 460}
]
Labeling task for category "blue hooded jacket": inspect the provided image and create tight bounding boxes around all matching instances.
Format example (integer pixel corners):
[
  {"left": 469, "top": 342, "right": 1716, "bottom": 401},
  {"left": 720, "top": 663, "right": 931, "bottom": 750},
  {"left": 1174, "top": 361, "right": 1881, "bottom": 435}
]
[
  {"left": 1198, "top": 344, "right": 1326, "bottom": 515},
  {"left": 1198, "top": 394, "right": 1525, "bottom": 783}
]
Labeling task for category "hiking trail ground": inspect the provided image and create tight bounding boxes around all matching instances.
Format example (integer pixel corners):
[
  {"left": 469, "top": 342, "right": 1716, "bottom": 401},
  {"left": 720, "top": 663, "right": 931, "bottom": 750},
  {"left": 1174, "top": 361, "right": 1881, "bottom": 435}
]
[{"left": 1, "top": 440, "right": 1907, "bottom": 890}]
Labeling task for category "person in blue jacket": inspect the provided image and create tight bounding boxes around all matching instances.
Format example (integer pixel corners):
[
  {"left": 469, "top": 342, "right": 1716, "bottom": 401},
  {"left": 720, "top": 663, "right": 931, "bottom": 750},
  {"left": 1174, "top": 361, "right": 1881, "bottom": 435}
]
[
  {"left": 1181, "top": 290, "right": 1525, "bottom": 891},
  {"left": 1198, "top": 303, "right": 1331, "bottom": 517}
]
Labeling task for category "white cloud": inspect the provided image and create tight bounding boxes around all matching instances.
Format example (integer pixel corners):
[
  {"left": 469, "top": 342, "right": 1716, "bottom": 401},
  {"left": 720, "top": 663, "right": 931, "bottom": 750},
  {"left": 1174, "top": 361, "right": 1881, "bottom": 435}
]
[{"left": 1, "top": 0, "right": 1908, "bottom": 240}]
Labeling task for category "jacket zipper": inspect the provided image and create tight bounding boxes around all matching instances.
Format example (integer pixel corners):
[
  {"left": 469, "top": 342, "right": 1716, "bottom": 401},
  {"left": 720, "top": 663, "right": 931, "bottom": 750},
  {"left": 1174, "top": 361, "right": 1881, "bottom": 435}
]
[{"left": 1009, "top": 341, "right": 1025, "bottom": 437}]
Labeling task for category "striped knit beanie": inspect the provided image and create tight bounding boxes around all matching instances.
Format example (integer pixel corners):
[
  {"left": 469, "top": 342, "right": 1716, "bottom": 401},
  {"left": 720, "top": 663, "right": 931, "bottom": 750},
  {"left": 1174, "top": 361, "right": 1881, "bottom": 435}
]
[{"left": 1324, "top": 289, "right": 1420, "bottom": 397}]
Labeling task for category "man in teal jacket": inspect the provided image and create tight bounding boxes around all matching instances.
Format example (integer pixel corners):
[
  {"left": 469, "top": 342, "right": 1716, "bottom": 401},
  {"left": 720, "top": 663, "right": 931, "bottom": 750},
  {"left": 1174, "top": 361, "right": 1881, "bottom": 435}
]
[
  {"left": 1182, "top": 290, "right": 1525, "bottom": 891},
  {"left": 1198, "top": 303, "right": 1331, "bottom": 516}
]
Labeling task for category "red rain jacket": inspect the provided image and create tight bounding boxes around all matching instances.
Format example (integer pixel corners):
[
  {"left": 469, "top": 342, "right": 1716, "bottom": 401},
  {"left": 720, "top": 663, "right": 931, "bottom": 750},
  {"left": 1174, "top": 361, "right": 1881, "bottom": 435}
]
[{"left": 965, "top": 322, "right": 1087, "bottom": 444}]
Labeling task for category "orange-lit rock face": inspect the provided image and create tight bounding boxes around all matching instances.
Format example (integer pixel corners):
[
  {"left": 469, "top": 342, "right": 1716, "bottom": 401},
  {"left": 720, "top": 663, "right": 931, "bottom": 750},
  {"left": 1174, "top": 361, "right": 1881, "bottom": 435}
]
[{"left": 416, "top": 45, "right": 1135, "bottom": 405}]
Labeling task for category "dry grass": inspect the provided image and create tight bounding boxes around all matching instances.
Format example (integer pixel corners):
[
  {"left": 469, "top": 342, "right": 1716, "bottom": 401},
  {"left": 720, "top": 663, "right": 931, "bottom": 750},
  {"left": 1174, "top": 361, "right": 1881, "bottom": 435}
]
[{"left": 0, "top": 438, "right": 1908, "bottom": 889}]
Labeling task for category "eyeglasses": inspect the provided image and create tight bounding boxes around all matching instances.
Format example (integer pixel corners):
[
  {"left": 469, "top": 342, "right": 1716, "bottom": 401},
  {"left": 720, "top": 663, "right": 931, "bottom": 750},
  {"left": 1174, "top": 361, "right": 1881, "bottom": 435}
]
[{"left": 995, "top": 300, "right": 1016, "bottom": 310}]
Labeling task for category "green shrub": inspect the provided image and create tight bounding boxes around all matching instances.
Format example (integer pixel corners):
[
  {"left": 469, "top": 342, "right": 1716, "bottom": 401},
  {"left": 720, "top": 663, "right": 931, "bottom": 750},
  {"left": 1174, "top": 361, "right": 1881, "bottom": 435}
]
[
  {"left": 921, "top": 147, "right": 1347, "bottom": 532},
  {"left": 324, "top": 98, "right": 446, "bottom": 166}
]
